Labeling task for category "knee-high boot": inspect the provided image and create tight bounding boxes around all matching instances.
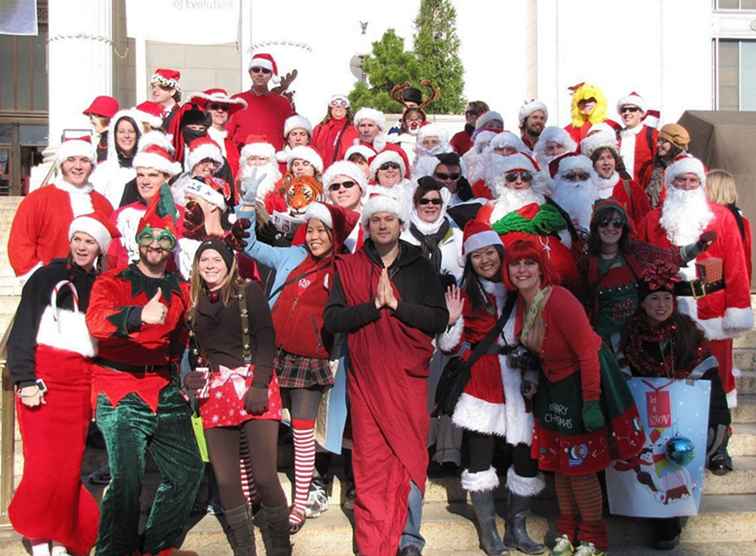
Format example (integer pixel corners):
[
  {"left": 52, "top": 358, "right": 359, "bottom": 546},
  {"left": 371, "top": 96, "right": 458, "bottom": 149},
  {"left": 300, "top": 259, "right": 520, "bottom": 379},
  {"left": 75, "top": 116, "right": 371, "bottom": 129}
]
[
  {"left": 258, "top": 504, "right": 292, "bottom": 556},
  {"left": 222, "top": 504, "right": 256, "bottom": 556},
  {"left": 503, "top": 490, "right": 545, "bottom": 554},
  {"left": 462, "top": 467, "right": 508, "bottom": 556}
]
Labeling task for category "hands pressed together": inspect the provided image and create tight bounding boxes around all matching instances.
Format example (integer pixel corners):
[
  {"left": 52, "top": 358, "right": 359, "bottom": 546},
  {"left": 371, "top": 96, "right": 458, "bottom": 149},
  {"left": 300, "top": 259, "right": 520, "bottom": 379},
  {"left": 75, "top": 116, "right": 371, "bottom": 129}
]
[{"left": 374, "top": 268, "right": 398, "bottom": 311}]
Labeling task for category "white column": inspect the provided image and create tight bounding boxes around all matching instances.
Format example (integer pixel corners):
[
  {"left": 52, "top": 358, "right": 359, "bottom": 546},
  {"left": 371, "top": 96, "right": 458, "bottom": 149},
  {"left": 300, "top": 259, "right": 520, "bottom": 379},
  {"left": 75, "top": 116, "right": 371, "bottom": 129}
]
[
  {"left": 47, "top": 0, "right": 113, "bottom": 148},
  {"left": 239, "top": 0, "right": 252, "bottom": 92},
  {"left": 135, "top": 34, "right": 147, "bottom": 103}
]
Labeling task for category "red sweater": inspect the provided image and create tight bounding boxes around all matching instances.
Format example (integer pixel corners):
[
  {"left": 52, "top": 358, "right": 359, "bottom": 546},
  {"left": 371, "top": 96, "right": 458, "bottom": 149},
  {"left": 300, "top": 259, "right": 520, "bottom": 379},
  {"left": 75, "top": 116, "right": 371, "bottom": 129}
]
[{"left": 227, "top": 90, "right": 293, "bottom": 151}]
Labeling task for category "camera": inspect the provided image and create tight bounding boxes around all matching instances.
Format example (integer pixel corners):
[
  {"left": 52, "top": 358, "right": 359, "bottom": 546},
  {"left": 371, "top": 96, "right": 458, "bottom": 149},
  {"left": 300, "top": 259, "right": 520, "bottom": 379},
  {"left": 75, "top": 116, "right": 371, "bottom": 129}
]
[{"left": 504, "top": 344, "right": 541, "bottom": 373}]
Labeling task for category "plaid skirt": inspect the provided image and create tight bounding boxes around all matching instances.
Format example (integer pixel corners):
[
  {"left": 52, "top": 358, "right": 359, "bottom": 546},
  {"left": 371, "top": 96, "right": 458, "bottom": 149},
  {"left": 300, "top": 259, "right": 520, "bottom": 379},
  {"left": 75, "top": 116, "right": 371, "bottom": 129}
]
[{"left": 273, "top": 348, "right": 334, "bottom": 389}]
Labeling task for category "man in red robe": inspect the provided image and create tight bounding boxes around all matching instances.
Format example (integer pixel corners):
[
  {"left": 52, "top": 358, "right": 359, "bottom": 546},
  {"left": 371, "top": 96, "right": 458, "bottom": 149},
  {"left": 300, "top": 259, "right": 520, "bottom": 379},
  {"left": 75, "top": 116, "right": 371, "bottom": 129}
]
[
  {"left": 638, "top": 156, "right": 753, "bottom": 474},
  {"left": 324, "top": 189, "right": 448, "bottom": 556}
]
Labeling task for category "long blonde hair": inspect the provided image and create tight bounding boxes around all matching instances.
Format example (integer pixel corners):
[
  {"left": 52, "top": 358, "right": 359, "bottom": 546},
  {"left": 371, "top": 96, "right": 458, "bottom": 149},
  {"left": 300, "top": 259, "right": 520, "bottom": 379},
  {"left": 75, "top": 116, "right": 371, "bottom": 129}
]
[
  {"left": 189, "top": 251, "right": 242, "bottom": 309},
  {"left": 705, "top": 169, "right": 738, "bottom": 205}
]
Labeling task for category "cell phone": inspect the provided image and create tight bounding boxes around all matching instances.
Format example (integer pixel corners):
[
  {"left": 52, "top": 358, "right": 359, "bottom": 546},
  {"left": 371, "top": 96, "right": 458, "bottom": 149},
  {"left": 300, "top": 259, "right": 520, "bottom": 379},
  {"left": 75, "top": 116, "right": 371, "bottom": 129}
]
[{"left": 35, "top": 378, "right": 48, "bottom": 393}]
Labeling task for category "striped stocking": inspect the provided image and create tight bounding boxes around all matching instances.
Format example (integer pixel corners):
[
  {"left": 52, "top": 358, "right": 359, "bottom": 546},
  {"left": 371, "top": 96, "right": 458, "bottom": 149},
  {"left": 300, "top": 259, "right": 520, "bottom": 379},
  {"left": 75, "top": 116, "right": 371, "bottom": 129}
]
[{"left": 290, "top": 419, "right": 316, "bottom": 526}]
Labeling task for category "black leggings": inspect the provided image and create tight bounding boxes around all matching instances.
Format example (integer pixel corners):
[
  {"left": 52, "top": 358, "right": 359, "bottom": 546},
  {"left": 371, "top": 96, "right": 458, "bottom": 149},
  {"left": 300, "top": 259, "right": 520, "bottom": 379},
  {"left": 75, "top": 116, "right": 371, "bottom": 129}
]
[
  {"left": 466, "top": 430, "right": 539, "bottom": 477},
  {"left": 204, "top": 420, "right": 287, "bottom": 510},
  {"left": 281, "top": 385, "right": 325, "bottom": 422}
]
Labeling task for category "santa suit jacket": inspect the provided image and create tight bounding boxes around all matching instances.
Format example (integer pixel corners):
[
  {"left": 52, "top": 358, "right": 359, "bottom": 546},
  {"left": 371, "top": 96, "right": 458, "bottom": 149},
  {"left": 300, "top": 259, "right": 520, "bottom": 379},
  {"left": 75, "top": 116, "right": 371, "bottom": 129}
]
[
  {"left": 638, "top": 202, "right": 753, "bottom": 340},
  {"left": 619, "top": 124, "right": 658, "bottom": 180},
  {"left": 312, "top": 118, "right": 360, "bottom": 169}
]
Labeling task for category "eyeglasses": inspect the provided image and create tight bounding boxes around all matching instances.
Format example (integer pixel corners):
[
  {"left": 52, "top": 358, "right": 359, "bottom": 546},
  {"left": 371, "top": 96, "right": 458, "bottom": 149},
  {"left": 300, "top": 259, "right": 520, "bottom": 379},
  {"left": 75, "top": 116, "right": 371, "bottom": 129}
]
[
  {"left": 562, "top": 172, "right": 590, "bottom": 182},
  {"left": 208, "top": 103, "right": 229, "bottom": 111},
  {"left": 379, "top": 162, "right": 401, "bottom": 171},
  {"left": 418, "top": 198, "right": 442, "bottom": 206},
  {"left": 504, "top": 171, "right": 533, "bottom": 183},
  {"left": 329, "top": 180, "right": 356, "bottom": 192},
  {"left": 434, "top": 171, "right": 461, "bottom": 181},
  {"left": 598, "top": 219, "right": 624, "bottom": 229},
  {"left": 250, "top": 66, "right": 272, "bottom": 74},
  {"left": 136, "top": 228, "right": 176, "bottom": 250},
  {"left": 620, "top": 106, "right": 641, "bottom": 114}
]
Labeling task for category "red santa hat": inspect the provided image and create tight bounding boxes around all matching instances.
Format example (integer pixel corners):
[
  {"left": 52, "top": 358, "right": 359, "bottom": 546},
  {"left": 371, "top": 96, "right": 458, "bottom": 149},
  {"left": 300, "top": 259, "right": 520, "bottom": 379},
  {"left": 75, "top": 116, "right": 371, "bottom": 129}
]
[
  {"left": 323, "top": 161, "right": 368, "bottom": 198},
  {"left": 57, "top": 136, "right": 96, "bottom": 169},
  {"left": 136, "top": 184, "right": 179, "bottom": 241},
  {"left": 133, "top": 144, "right": 182, "bottom": 176},
  {"left": 518, "top": 99, "right": 548, "bottom": 127},
  {"left": 83, "top": 95, "right": 120, "bottom": 119},
  {"left": 284, "top": 114, "right": 313, "bottom": 137},
  {"left": 240, "top": 135, "right": 276, "bottom": 163},
  {"left": 580, "top": 130, "right": 619, "bottom": 158},
  {"left": 285, "top": 145, "right": 323, "bottom": 174},
  {"left": 249, "top": 53, "right": 278, "bottom": 75},
  {"left": 184, "top": 177, "right": 227, "bottom": 211},
  {"left": 134, "top": 101, "right": 164, "bottom": 129},
  {"left": 189, "top": 88, "right": 248, "bottom": 115},
  {"left": 345, "top": 144, "right": 376, "bottom": 161},
  {"left": 68, "top": 211, "right": 120, "bottom": 254},
  {"left": 304, "top": 202, "right": 334, "bottom": 229},
  {"left": 549, "top": 152, "right": 593, "bottom": 179},
  {"left": 616, "top": 91, "right": 647, "bottom": 114},
  {"left": 138, "top": 130, "right": 175, "bottom": 153},
  {"left": 462, "top": 220, "right": 503, "bottom": 258},
  {"left": 151, "top": 68, "right": 181, "bottom": 90},
  {"left": 187, "top": 136, "right": 224, "bottom": 170},
  {"left": 665, "top": 156, "right": 706, "bottom": 188},
  {"left": 369, "top": 150, "right": 406, "bottom": 180},
  {"left": 361, "top": 188, "right": 409, "bottom": 230},
  {"left": 353, "top": 107, "right": 386, "bottom": 131},
  {"left": 475, "top": 110, "right": 504, "bottom": 131}
]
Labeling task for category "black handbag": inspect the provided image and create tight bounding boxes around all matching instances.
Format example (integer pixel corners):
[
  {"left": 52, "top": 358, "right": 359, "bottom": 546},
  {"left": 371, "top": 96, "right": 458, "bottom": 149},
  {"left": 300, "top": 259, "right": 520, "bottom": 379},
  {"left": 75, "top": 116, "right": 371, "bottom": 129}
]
[{"left": 434, "top": 294, "right": 516, "bottom": 417}]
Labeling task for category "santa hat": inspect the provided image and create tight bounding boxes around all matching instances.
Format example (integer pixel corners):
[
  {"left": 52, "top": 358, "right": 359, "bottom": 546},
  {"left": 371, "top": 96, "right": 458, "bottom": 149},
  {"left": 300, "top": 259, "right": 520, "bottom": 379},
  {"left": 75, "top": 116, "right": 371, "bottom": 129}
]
[
  {"left": 56, "top": 136, "right": 96, "bottom": 169},
  {"left": 189, "top": 88, "right": 247, "bottom": 115},
  {"left": 518, "top": 99, "right": 548, "bottom": 127},
  {"left": 580, "top": 130, "right": 619, "bottom": 158},
  {"left": 133, "top": 144, "right": 182, "bottom": 176},
  {"left": 304, "top": 202, "right": 333, "bottom": 229},
  {"left": 535, "top": 127, "right": 577, "bottom": 154},
  {"left": 472, "top": 130, "right": 497, "bottom": 153},
  {"left": 345, "top": 144, "right": 376, "bottom": 161},
  {"left": 138, "top": 130, "right": 175, "bottom": 153},
  {"left": 462, "top": 220, "right": 503, "bottom": 258},
  {"left": 187, "top": 136, "right": 224, "bottom": 170},
  {"left": 284, "top": 114, "right": 313, "bottom": 137},
  {"left": 361, "top": 188, "right": 409, "bottom": 230},
  {"left": 240, "top": 135, "right": 276, "bottom": 163},
  {"left": 369, "top": 150, "right": 406, "bottom": 180},
  {"left": 616, "top": 91, "right": 647, "bottom": 114},
  {"left": 249, "top": 53, "right": 278, "bottom": 75},
  {"left": 550, "top": 152, "right": 593, "bottom": 179},
  {"left": 83, "top": 95, "right": 120, "bottom": 119},
  {"left": 665, "top": 156, "right": 706, "bottom": 188},
  {"left": 591, "top": 198, "right": 628, "bottom": 226},
  {"left": 353, "top": 107, "right": 386, "bottom": 131},
  {"left": 185, "top": 177, "right": 226, "bottom": 211},
  {"left": 151, "top": 68, "right": 181, "bottom": 90},
  {"left": 475, "top": 110, "right": 504, "bottom": 131},
  {"left": 284, "top": 145, "right": 324, "bottom": 174},
  {"left": 417, "top": 123, "right": 448, "bottom": 144},
  {"left": 134, "top": 101, "right": 164, "bottom": 129},
  {"left": 69, "top": 211, "right": 120, "bottom": 254},
  {"left": 323, "top": 161, "right": 368, "bottom": 198},
  {"left": 329, "top": 94, "right": 350, "bottom": 107},
  {"left": 643, "top": 109, "right": 661, "bottom": 129},
  {"left": 489, "top": 131, "right": 530, "bottom": 154},
  {"left": 136, "top": 184, "right": 179, "bottom": 241},
  {"left": 494, "top": 152, "right": 539, "bottom": 175}
]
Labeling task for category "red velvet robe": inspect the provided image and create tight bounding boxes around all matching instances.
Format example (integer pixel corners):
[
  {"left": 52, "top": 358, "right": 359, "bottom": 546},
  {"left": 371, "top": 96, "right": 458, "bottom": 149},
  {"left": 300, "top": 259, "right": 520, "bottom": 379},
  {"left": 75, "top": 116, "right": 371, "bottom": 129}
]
[{"left": 312, "top": 118, "right": 359, "bottom": 169}]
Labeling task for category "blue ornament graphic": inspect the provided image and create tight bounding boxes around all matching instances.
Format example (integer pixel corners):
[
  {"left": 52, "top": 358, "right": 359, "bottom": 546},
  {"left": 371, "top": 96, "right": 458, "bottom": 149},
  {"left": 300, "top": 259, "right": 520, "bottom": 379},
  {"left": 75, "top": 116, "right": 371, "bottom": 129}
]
[{"left": 665, "top": 436, "right": 695, "bottom": 467}]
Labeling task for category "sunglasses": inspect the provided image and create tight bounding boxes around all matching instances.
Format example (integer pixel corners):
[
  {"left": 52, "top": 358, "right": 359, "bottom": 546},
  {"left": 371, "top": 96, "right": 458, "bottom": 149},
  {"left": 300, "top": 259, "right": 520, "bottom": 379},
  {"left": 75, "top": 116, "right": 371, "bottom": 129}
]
[
  {"left": 504, "top": 171, "right": 533, "bottom": 183},
  {"left": 208, "top": 103, "right": 229, "bottom": 111},
  {"left": 465, "top": 110, "right": 480, "bottom": 117},
  {"left": 598, "top": 219, "right": 624, "bottom": 229},
  {"left": 136, "top": 228, "right": 176, "bottom": 250},
  {"left": 329, "top": 180, "right": 356, "bottom": 192},
  {"left": 250, "top": 66, "right": 272, "bottom": 74},
  {"left": 620, "top": 106, "right": 641, "bottom": 113},
  {"left": 330, "top": 99, "right": 348, "bottom": 108},
  {"left": 379, "top": 162, "right": 401, "bottom": 171},
  {"left": 563, "top": 172, "right": 590, "bottom": 182},
  {"left": 418, "top": 198, "right": 442, "bottom": 206},
  {"left": 434, "top": 171, "right": 461, "bottom": 181}
]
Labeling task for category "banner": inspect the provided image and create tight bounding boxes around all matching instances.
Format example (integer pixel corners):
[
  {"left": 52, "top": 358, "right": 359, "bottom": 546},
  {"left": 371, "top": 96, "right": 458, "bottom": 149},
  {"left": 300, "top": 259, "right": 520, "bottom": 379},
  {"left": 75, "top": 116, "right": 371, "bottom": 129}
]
[
  {"left": 126, "top": 0, "right": 239, "bottom": 45},
  {"left": 606, "top": 377, "right": 710, "bottom": 518},
  {"left": 0, "top": 0, "right": 37, "bottom": 36}
]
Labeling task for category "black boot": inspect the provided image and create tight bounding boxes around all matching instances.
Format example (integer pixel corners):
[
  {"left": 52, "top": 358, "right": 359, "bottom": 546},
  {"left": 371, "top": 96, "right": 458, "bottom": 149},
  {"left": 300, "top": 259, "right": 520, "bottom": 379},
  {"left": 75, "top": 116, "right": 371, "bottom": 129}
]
[
  {"left": 259, "top": 504, "right": 292, "bottom": 556},
  {"left": 503, "top": 490, "right": 545, "bottom": 554},
  {"left": 708, "top": 424, "right": 734, "bottom": 476},
  {"left": 222, "top": 504, "right": 256, "bottom": 556},
  {"left": 470, "top": 490, "right": 508, "bottom": 556}
]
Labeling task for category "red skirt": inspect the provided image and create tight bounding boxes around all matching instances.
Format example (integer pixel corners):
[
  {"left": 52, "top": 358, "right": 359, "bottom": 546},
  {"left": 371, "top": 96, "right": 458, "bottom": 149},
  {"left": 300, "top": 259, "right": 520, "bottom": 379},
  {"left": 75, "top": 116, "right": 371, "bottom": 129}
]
[
  {"left": 199, "top": 364, "right": 282, "bottom": 428},
  {"left": 9, "top": 346, "right": 99, "bottom": 556},
  {"left": 530, "top": 423, "right": 610, "bottom": 476}
]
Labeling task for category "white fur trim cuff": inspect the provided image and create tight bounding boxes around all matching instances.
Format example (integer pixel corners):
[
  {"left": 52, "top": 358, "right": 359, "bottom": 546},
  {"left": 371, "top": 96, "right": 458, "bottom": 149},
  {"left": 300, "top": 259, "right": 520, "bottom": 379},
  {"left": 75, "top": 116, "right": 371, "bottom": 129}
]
[
  {"left": 453, "top": 393, "right": 508, "bottom": 436},
  {"left": 461, "top": 466, "right": 499, "bottom": 493},
  {"left": 723, "top": 306, "right": 754, "bottom": 335},
  {"left": 506, "top": 467, "right": 545, "bottom": 497},
  {"left": 726, "top": 388, "right": 738, "bottom": 409},
  {"left": 438, "top": 317, "right": 464, "bottom": 353}
]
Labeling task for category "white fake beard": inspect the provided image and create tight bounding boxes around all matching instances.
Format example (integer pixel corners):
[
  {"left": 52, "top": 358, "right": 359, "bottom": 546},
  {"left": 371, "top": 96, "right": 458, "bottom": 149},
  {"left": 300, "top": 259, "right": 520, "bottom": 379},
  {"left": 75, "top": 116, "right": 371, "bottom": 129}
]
[
  {"left": 241, "top": 161, "right": 281, "bottom": 201},
  {"left": 592, "top": 169, "right": 618, "bottom": 199},
  {"left": 660, "top": 186, "right": 714, "bottom": 246},
  {"left": 489, "top": 184, "right": 545, "bottom": 223},
  {"left": 551, "top": 178, "right": 599, "bottom": 233}
]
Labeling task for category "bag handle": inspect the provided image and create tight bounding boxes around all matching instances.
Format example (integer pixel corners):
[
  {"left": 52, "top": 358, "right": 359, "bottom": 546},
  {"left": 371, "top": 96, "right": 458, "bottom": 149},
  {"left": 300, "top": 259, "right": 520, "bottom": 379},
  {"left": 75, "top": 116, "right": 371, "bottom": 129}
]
[
  {"left": 50, "top": 280, "right": 80, "bottom": 318},
  {"left": 464, "top": 293, "right": 517, "bottom": 369}
]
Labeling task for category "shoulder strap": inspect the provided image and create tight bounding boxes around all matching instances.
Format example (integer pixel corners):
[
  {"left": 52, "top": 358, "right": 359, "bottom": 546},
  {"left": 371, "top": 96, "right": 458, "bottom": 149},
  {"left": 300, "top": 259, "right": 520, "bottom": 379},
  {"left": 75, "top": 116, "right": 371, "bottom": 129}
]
[
  {"left": 726, "top": 203, "right": 746, "bottom": 242},
  {"left": 621, "top": 178, "right": 632, "bottom": 200},
  {"left": 646, "top": 125, "right": 655, "bottom": 151},
  {"left": 238, "top": 282, "right": 252, "bottom": 363},
  {"left": 466, "top": 293, "right": 517, "bottom": 369}
]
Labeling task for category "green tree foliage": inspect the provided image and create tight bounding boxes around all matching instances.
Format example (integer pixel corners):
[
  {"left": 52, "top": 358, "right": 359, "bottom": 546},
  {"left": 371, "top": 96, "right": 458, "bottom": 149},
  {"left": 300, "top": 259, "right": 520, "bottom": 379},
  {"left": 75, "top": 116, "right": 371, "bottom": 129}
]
[{"left": 413, "top": 0, "right": 465, "bottom": 114}]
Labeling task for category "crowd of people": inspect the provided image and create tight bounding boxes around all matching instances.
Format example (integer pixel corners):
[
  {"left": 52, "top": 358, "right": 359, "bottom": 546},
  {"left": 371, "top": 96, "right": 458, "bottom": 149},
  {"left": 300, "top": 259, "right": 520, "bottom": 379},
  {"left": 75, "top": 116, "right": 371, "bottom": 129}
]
[{"left": 4, "top": 50, "right": 754, "bottom": 556}]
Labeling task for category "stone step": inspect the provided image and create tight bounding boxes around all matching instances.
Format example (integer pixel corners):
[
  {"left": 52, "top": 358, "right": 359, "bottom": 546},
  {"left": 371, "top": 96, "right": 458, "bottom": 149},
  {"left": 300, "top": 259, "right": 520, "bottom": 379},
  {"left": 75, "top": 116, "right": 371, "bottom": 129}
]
[
  {"left": 735, "top": 349, "right": 756, "bottom": 373},
  {"left": 734, "top": 325, "right": 756, "bottom": 349},
  {"left": 734, "top": 393, "right": 756, "bottom": 423},
  {"left": 731, "top": 422, "right": 756, "bottom": 457},
  {"left": 737, "top": 370, "right": 756, "bottom": 395}
]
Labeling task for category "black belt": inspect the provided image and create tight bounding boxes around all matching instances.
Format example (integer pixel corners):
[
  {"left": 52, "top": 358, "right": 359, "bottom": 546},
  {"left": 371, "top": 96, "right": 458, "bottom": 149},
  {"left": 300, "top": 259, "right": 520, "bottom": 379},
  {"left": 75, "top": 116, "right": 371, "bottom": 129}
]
[
  {"left": 93, "top": 357, "right": 173, "bottom": 373},
  {"left": 674, "top": 279, "right": 724, "bottom": 299}
]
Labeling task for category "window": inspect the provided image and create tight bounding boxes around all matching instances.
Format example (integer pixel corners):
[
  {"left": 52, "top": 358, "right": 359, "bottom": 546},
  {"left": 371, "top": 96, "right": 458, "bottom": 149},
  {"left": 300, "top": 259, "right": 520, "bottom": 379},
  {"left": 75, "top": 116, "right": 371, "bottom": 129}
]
[
  {"left": 716, "top": 0, "right": 756, "bottom": 9},
  {"left": 716, "top": 39, "right": 756, "bottom": 110}
]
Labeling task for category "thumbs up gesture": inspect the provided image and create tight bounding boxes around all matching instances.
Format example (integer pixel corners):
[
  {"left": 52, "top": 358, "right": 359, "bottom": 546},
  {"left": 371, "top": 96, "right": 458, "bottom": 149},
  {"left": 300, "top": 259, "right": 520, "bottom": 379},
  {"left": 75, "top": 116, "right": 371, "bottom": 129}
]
[{"left": 141, "top": 290, "right": 168, "bottom": 325}]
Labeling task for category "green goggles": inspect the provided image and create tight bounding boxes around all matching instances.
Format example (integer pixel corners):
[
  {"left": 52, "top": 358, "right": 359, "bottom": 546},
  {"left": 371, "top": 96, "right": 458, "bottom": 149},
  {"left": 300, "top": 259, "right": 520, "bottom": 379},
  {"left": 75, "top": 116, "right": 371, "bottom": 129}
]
[{"left": 136, "top": 227, "right": 176, "bottom": 250}]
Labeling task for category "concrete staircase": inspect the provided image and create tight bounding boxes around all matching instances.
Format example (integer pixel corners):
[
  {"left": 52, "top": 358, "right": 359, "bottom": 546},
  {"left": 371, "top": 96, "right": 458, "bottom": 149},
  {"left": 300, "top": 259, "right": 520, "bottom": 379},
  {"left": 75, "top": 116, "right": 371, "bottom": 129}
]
[{"left": 0, "top": 196, "right": 755, "bottom": 554}]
